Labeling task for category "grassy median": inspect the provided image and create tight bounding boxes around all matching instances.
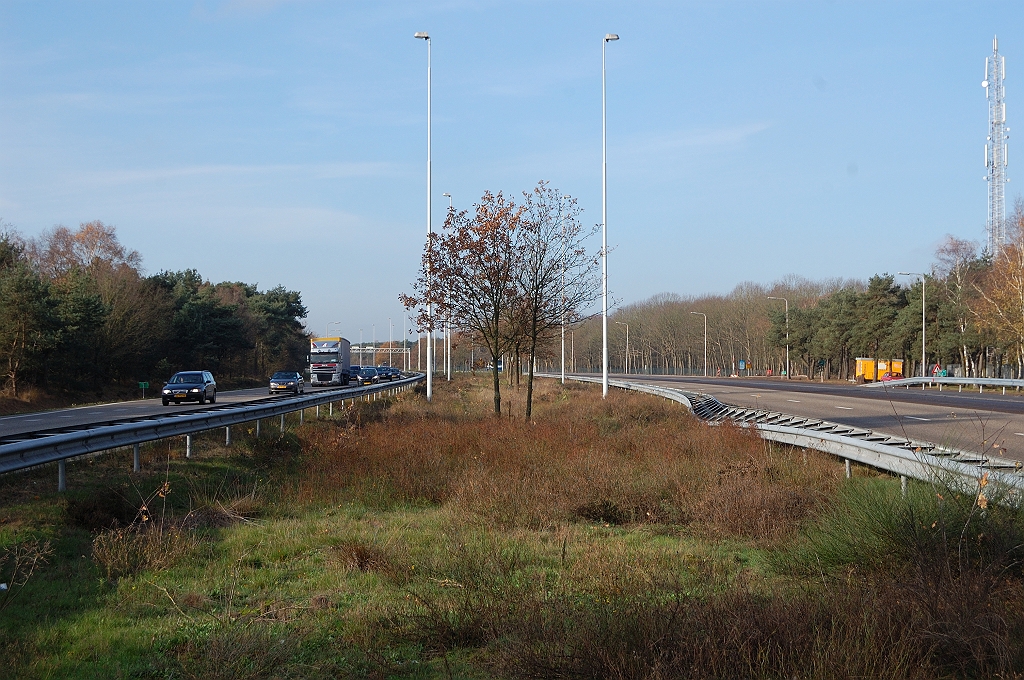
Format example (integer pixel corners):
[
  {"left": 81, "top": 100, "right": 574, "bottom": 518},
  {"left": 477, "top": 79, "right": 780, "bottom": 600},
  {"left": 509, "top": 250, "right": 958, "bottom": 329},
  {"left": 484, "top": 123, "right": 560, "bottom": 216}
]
[{"left": 2, "top": 375, "right": 1023, "bottom": 678}]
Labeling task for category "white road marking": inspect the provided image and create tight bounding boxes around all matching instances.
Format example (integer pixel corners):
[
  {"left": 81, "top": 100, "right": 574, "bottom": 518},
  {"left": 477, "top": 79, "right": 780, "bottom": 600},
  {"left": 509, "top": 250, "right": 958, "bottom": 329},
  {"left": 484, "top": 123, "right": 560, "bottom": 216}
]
[
  {"left": 906, "top": 416, "right": 930, "bottom": 421},
  {"left": 835, "top": 406, "right": 853, "bottom": 410},
  {"left": 1015, "top": 433, "right": 1024, "bottom": 437},
  {"left": 786, "top": 399, "right": 801, "bottom": 403}
]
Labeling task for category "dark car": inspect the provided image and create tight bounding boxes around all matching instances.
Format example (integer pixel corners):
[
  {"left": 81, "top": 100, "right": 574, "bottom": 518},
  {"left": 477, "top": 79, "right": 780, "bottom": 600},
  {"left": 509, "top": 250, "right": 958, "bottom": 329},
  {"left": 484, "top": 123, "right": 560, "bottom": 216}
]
[
  {"left": 162, "top": 371, "right": 217, "bottom": 406},
  {"left": 376, "top": 365, "right": 393, "bottom": 381},
  {"left": 355, "top": 367, "right": 379, "bottom": 385},
  {"left": 270, "top": 371, "right": 305, "bottom": 395}
]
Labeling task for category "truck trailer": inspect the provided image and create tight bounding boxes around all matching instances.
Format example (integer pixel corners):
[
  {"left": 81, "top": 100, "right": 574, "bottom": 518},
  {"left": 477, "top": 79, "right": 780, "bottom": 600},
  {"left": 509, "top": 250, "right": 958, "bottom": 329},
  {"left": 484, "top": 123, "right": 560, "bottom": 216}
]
[{"left": 309, "top": 337, "right": 352, "bottom": 386}]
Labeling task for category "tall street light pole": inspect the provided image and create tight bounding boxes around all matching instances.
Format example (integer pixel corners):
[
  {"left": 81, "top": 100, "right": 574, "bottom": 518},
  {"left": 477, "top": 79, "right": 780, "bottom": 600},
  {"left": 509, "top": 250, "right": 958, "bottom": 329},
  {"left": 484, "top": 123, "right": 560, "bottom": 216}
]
[
  {"left": 415, "top": 31, "right": 433, "bottom": 400},
  {"left": 326, "top": 321, "right": 342, "bottom": 337},
  {"left": 614, "top": 321, "right": 629, "bottom": 374},
  {"left": 767, "top": 296, "right": 789, "bottom": 379},
  {"left": 690, "top": 311, "right": 707, "bottom": 377},
  {"left": 899, "top": 272, "right": 927, "bottom": 379},
  {"left": 602, "top": 32, "right": 619, "bottom": 398}
]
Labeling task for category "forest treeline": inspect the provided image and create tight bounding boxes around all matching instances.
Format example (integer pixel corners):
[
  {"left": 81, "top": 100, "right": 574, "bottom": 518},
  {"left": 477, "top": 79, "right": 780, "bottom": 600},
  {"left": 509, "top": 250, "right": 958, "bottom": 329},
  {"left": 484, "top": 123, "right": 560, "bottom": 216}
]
[
  {"left": 566, "top": 207, "right": 1024, "bottom": 381},
  {"left": 0, "top": 222, "right": 309, "bottom": 397}
]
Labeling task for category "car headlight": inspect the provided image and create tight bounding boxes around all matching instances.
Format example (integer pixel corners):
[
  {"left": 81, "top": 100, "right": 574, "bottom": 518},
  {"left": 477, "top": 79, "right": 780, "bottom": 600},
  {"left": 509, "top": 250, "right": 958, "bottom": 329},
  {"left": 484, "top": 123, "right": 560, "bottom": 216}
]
[
  {"left": 287, "top": 382, "right": 295, "bottom": 386},
  {"left": 162, "top": 389, "right": 170, "bottom": 394},
  {"left": 190, "top": 388, "right": 200, "bottom": 392}
]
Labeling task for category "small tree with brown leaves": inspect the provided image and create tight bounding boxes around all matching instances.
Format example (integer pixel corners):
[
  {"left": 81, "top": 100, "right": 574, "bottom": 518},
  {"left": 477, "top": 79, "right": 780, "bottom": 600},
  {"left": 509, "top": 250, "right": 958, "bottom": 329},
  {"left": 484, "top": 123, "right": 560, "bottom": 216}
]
[{"left": 402, "top": 191, "right": 524, "bottom": 415}]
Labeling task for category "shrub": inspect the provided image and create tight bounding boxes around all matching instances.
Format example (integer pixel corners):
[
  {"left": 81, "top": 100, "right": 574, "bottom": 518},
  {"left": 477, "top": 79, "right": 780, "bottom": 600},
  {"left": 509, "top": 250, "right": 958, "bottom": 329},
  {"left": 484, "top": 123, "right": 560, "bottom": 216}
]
[{"left": 92, "top": 524, "right": 199, "bottom": 580}]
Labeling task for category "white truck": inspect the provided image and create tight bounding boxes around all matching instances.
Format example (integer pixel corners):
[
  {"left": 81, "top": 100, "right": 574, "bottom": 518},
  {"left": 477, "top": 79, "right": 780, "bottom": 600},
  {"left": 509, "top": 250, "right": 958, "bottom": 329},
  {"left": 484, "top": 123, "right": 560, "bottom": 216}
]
[{"left": 309, "top": 337, "right": 352, "bottom": 386}]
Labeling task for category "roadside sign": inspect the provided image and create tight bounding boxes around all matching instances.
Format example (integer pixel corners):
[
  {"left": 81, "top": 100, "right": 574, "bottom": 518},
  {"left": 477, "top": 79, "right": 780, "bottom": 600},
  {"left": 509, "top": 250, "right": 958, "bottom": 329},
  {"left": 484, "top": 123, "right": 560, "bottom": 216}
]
[
  {"left": 138, "top": 382, "right": 149, "bottom": 389},
  {"left": 738, "top": 360, "right": 746, "bottom": 371}
]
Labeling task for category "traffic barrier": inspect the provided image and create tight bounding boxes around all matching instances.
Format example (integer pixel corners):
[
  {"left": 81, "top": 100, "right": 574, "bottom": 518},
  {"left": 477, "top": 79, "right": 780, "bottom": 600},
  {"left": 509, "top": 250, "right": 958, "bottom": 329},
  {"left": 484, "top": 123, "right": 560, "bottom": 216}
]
[{"left": 0, "top": 374, "right": 425, "bottom": 490}]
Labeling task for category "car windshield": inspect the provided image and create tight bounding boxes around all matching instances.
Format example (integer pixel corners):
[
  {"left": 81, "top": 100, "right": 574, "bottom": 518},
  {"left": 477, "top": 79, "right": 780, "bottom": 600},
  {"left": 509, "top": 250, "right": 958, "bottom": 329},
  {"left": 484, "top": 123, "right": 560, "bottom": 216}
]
[
  {"left": 168, "top": 372, "right": 203, "bottom": 384},
  {"left": 271, "top": 372, "right": 296, "bottom": 380},
  {"left": 360, "top": 368, "right": 376, "bottom": 375},
  {"left": 310, "top": 353, "right": 338, "bottom": 364}
]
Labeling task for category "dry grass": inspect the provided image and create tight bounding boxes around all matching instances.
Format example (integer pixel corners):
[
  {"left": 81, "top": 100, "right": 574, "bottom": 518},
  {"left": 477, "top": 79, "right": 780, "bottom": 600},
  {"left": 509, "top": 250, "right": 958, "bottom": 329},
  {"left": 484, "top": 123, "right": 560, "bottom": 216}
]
[{"left": 296, "top": 376, "right": 841, "bottom": 541}]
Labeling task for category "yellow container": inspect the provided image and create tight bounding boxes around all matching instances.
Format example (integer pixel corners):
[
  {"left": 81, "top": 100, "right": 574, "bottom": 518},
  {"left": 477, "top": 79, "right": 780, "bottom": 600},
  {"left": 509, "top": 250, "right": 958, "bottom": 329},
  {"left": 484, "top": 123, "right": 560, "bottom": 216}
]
[{"left": 856, "top": 358, "right": 876, "bottom": 381}]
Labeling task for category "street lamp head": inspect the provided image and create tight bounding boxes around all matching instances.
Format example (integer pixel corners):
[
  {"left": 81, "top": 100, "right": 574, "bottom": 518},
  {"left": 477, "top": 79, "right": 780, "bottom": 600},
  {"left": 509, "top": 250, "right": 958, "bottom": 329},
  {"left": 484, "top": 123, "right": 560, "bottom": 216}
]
[
  {"left": 414, "top": 32, "right": 429, "bottom": 40},
  {"left": 604, "top": 33, "right": 619, "bottom": 41},
  {"left": 442, "top": 192, "right": 450, "bottom": 197}
]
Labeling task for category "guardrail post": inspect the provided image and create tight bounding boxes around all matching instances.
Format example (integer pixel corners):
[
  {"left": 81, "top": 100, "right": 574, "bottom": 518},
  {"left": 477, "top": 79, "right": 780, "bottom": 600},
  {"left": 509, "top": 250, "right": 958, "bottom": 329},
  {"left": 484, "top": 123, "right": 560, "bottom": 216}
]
[
  {"left": 329, "top": 402, "right": 333, "bottom": 416},
  {"left": 279, "top": 414, "right": 285, "bottom": 433},
  {"left": 225, "top": 426, "right": 231, "bottom": 446},
  {"left": 58, "top": 459, "right": 66, "bottom": 492},
  {"left": 316, "top": 405, "right": 319, "bottom": 419},
  {"left": 845, "top": 459, "right": 851, "bottom": 479},
  {"left": 133, "top": 443, "right": 141, "bottom": 472},
  {"left": 186, "top": 435, "right": 193, "bottom": 459},
  {"left": 255, "top": 419, "right": 261, "bottom": 438},
  {"left": 980, "top": 385, "right": 984, "bottom": 393},
  {"left": 901, "top": 475, "right": 908, "bottom": 497},
  {"left": 299, "top": 408, "right": 304, "bottom": 425}
]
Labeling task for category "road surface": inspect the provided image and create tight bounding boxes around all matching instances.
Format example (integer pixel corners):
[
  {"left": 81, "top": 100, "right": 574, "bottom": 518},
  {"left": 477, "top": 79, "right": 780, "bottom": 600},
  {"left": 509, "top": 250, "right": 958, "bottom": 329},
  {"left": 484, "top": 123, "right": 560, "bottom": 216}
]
[
  {"left": 599, "top": 374, "right": 1024, "bottom": 462},
  {"left": 0, "top": 386, "right": 342, "bottom": 439}
]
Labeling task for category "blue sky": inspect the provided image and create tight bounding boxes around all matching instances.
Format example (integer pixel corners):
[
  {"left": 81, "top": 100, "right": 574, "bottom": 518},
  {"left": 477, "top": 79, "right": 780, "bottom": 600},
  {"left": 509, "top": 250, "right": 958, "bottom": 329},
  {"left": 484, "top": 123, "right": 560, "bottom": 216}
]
[{"left": 0, "top": 0, "right": 1019, "bottom": 342}]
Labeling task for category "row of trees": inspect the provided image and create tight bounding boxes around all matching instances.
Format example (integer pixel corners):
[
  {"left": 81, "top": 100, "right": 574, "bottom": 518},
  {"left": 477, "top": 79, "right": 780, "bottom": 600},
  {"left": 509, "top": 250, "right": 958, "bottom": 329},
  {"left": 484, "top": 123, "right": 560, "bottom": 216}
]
[
  {"left": 0, "top": 222, "right": 309, "bottom": 397},
  {"left": 562, "top": 205, "right": 1024, "bottom": 381},
  {"left": 403, "top": 182, "right": 600, "bottom": 417}
]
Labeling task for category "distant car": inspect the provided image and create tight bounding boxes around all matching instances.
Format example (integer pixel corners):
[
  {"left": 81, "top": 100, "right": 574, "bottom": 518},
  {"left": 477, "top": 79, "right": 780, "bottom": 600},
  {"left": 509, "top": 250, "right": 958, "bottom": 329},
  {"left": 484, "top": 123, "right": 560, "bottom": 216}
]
[
  {"left": 376, "top": 365, "right": 393, "bottom": 381},
  {"left": 356, "top": 367, "right": 379, "bottom": 385},
  {"left": 269, "top": 371, "right": 305, "bottom": 395},
  {"left": 162, "top": 371, "right": 217, "bottom": 406},
  {"left": 879, "top": 372, "right": 902, "bottom": 382}
]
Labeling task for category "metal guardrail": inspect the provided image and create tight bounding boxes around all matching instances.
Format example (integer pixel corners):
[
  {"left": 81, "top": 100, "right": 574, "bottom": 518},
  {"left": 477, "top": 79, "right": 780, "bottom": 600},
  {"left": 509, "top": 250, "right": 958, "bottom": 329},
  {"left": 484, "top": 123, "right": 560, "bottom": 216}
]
[
  {"left": 547, "top": 374, "right": 1024, "bottom": 498},
  {"left": 0, "top": 374, "right": 425, "bottom": 483},
  {"left": 863, "top": 376, "right": 1024, "bottom": 391}
]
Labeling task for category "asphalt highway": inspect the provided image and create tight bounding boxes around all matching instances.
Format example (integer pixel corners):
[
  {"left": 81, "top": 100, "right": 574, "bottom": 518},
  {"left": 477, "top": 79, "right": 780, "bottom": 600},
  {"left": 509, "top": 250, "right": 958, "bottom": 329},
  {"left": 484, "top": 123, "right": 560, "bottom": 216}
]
[
  {"left": 597, "top": 374, "right": 1024, "bottom": 462},
  {"left": 0, "top": 386, "right": 341, "bottom": 439}
]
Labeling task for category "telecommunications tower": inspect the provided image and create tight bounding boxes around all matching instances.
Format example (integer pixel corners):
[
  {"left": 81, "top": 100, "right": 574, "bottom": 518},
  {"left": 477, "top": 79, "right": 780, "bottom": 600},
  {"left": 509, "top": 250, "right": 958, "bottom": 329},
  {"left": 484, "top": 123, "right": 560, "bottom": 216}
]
[{"left": 984, "top": 36, "right": 1010, "bottom": 254}]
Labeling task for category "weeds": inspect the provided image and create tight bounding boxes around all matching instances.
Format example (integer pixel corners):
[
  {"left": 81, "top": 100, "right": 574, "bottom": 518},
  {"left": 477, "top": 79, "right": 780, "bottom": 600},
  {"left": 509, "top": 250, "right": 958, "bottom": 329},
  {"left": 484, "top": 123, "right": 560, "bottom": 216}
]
[{"left": 0, "top": 537, "right": 53, "bottom": 614}]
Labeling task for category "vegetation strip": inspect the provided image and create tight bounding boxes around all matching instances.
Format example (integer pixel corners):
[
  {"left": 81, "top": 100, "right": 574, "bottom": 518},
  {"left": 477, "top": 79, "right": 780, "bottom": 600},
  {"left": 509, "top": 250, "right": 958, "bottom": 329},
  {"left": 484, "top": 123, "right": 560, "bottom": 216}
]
[{"left": 3, "top": 376, "right": 1024, "bottom": 678}]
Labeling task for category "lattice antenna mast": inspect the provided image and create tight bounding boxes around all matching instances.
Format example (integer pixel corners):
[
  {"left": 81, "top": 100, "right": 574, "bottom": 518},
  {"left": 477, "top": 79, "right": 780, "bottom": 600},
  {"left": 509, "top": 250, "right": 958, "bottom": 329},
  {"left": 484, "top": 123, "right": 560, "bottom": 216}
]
[{"left": 985, "top": 35, "right": 1010, "bottom": 255}]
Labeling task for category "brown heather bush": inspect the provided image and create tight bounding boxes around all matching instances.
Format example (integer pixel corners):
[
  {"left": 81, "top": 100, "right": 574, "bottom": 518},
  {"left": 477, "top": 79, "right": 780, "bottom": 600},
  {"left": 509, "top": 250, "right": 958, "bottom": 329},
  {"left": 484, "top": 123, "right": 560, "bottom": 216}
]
[
  {"left": 92, "top": 524, "right": 199, "bottom": 580},
  {"left": 296, "top": 377, "right": 840, "bottom": 539}
]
